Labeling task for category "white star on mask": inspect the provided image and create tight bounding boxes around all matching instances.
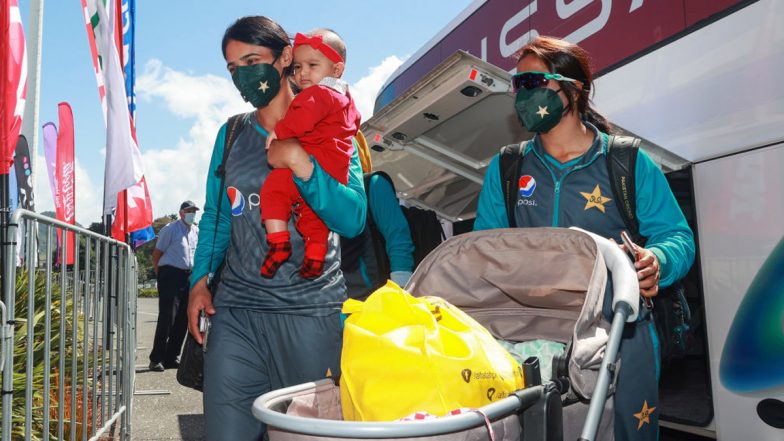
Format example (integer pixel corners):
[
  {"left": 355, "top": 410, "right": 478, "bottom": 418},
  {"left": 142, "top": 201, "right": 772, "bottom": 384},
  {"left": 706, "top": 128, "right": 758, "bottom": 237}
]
[
  {"left": 258, "top": 81, "right": 270, "bottom": 93},
  {"left": 537, "top": 106, "right": 549, "bottom": 118}
]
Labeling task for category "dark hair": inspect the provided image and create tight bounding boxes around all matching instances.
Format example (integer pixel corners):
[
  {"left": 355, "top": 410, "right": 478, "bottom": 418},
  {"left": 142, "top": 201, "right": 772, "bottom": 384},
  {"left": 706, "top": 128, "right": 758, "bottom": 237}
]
[
  {"left": 222, "top": 16, "right": 293, "bottom": 76},
  {"left": 516, "top": 36, "right": 612, "bottom": 134}
]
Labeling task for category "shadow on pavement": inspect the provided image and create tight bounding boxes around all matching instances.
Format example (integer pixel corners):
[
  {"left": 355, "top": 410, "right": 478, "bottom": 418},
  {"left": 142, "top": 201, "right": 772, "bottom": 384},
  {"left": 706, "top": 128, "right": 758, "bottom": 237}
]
[{"left": 178, "top": 414, "right": 207, "bottom": 440}]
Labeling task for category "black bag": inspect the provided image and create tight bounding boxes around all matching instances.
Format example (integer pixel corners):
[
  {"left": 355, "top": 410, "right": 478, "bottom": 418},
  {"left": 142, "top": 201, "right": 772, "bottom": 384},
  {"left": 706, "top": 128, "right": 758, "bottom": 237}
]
[
  {"left": 362, "top": 171, "right": 445, "bottom": 267},
  {"left": 604, "top": 136, "right": 694, "bottom": 364},
  {"left": 499, "top": 135, "right": 694, "bottom": 364},
  {"left": 176, "top": 333, "right": 206, "bottom": 391},
  {"left": 340, "top": 172, "right": 394, "bottom": 299},
  {"left": 340, "top": 171, "right": 445, "bottom": 298},
  {"left": 652, "top": 283, "right": 692, "bottom": 364},
  {"left": 176, "top": 113, "right": 243, "bottom": 391},
  {"left": 401, "top": 205, "right": 445, "bottom": 267}
]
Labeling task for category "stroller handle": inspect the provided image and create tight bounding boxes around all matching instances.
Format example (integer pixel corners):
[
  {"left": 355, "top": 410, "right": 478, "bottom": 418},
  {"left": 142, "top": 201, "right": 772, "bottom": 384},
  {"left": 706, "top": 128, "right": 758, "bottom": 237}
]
[
  {"left": 569, "top": 227, "right": 640, "bottom": 322},
  {"left": 580, "top": 303, "right": 633, "bottom": 441},
  {"left": 252, "top": 379, "right": 546, "bottom": 438}
]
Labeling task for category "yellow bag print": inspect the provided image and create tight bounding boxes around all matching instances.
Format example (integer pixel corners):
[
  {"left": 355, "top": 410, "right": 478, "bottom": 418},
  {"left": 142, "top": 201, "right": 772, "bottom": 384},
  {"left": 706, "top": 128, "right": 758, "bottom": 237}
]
[{"left": 339, "top": 281, "right": 525, "bottom": 421}]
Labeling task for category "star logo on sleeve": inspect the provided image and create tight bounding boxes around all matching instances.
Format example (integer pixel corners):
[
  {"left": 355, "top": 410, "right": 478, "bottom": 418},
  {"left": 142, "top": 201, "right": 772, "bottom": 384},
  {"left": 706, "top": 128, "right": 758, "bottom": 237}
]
[
  {"left": 580, "top": 184, "right": 612, "bottom": 213},
  {"left": 633, "top": 400, "right": 656, "bottom": 430},
  {"left": 536, "top": 106, "right": 549, "bottom": 118},
  {"left": 258, "top": 80, "right": 270, "bottom": 93}
]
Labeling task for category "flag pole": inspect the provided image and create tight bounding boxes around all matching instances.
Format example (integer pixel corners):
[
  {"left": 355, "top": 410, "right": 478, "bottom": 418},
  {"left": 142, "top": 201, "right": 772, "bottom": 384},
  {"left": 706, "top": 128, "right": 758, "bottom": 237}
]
[
  {"left": 21, "top": 0, "right": 42, "bottom": 210},
  {"left": 115, "top": 1, "right": 131, "bottom": 249},
  {"left": 0, "top": 3, "right": 12, "bottom": 438},
  {"left": 0, "top": 172, "right": 8, "bottom": 441},
  {"left": 122, "top": 189, "right": 130, "bottom": 247},
  {"left": 103, "top": 213, "right": 111, "bottom": 236},
  {"left": 0, "top": 172, "right": 8, "bottom": 287},
  {"left": 1, "top": 0, "right": 11, "bottom": 335},
  {"left": 20, "top": 0, "right": 43, "bottom": 264},
  {"left": 102, "top": 160, "right": 111, "bottom": 238}
]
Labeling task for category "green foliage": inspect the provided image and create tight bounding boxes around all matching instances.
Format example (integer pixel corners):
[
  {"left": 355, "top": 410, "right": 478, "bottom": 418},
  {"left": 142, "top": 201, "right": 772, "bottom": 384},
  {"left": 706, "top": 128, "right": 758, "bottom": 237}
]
[
  {"left": 87, "top": 222, "right": 104, "bottom": 235},
  {"left": 138, "top": 288, "right": 158, "bottom": 298},
  {"left": 0, "top": 269, "right": 101, "bottom": 440}
]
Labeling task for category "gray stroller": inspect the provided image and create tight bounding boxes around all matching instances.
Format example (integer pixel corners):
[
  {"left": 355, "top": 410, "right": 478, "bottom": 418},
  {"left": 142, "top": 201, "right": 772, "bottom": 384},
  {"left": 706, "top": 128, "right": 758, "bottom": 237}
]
[{"left": 253, "top": 227, "right": 640, "bottom": 441}]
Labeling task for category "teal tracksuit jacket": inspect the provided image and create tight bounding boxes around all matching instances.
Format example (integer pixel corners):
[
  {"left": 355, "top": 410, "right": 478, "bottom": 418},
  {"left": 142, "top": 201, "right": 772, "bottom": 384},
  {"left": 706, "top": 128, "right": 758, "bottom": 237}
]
[{"left": 475, "top": 125, "right": 695, "bottom": 440}]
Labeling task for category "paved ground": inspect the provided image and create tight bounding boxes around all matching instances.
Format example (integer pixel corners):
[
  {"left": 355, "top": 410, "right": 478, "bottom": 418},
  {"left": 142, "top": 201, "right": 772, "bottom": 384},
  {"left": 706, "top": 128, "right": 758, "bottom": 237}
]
[{"left": 132, "top": 298, "right": 205, "bottom": 440}]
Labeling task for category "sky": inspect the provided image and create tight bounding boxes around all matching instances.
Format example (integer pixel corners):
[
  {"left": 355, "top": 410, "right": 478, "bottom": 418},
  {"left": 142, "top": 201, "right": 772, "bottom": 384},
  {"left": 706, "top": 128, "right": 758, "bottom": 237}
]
[{"left": 16, "top": 0, "right": 474, "bottom": 226}]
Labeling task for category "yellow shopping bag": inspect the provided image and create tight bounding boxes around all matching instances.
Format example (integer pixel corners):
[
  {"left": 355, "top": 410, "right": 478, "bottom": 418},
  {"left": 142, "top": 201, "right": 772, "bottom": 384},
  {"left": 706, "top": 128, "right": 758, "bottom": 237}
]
[{"left": 339, "top": 281, "right": 525, "bottom": 421}]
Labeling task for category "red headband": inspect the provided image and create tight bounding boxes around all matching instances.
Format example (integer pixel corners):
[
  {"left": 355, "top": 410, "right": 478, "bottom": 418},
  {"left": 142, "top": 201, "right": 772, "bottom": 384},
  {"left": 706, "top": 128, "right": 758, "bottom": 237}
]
[{"left": 293, "top": 33, "right": 344, "bottom": 64}]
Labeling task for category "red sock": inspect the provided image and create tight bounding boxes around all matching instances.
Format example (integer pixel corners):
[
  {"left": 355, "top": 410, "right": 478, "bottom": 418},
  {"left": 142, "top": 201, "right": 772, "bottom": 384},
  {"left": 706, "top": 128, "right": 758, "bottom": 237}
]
[
  {"left": 300, "top": 242, "right": 328, "bottom": 279},
  {"left": 260, "top": 231, "right": 291, "bottom": 278}
]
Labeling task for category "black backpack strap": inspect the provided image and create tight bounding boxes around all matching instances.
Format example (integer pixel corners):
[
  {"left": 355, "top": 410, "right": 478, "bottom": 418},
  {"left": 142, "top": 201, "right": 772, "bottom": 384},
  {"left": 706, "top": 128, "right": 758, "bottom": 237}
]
[
  {"left": 365, "top": 170, "right": 395, "bottom": 195},
  {"left": 499, "top": 142, "right": 526, "bottom": 228},
  {"left": 215, "top": 114, "right": 244, "bottom": 180},
  {"left": 208, "top": 113, "right": 244, "bottom": 275},
  {"left": 363, "top": 170, "right": 396, "bottom": 278},
  {"left": 606, "top": 135, "right": 644, "bottom": 245},
  {"left": 364, "top": 170, "right": 396, "bottom": 220}
]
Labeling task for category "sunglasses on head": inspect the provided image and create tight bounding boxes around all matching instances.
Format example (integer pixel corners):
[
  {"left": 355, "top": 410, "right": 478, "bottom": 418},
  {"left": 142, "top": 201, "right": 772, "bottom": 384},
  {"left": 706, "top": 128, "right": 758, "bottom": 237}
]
[{"left": 511, "top": 71, "right": 578, "bottom": 92}]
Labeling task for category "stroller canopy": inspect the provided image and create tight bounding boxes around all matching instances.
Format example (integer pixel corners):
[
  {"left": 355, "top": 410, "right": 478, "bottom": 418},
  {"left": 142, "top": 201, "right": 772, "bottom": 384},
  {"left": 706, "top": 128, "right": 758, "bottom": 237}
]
[{"left": 406, "top": 227, "right": 639, "bottom": 399}]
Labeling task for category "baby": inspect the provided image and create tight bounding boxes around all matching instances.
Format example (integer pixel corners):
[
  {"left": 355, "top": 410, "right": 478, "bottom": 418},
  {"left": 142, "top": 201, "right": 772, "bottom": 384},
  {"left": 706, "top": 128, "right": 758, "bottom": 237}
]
[{"left": 260, "top": 28, "right": 361, "bottom": 279}]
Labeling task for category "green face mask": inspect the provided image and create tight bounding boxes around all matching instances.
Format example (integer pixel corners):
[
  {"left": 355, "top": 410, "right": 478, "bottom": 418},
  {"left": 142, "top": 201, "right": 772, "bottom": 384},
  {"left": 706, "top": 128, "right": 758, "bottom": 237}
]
[
  {"left": 514, "top": 87, "right": 565, "bottom": 133},
  {"left": 231, "top": 62, "right": 281, "bottom": 108}
]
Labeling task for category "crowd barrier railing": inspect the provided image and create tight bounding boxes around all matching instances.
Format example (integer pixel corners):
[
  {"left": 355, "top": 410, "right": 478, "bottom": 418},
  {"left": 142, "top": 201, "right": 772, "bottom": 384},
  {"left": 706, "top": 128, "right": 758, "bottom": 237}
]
[{"left": 1, "top": 209, "right": 137, "bottom": 441}]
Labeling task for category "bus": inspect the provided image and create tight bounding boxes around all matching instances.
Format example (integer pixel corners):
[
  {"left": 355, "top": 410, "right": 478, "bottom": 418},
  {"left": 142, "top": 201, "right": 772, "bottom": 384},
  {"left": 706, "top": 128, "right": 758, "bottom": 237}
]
[{"left": 361, "top": 0, "right": 784, "bottom": 439}]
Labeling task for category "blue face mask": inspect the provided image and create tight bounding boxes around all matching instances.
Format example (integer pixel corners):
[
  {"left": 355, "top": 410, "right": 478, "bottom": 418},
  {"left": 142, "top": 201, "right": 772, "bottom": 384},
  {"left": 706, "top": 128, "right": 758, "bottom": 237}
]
[{"left": 184, "top": 213, "right": 196, "bottom": 225}]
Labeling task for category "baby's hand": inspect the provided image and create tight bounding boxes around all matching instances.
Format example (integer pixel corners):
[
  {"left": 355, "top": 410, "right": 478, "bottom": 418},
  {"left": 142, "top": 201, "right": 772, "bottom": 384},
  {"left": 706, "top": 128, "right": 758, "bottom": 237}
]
[{"left": 266, "top": 132, "right": 278, "bottom": 150}]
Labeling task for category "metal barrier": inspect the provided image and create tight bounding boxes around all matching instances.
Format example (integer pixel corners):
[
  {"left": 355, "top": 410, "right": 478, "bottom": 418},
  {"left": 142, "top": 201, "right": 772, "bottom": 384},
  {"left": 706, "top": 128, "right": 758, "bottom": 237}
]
[{"left": 1, "top": 209, "right": 137, "bottom": 441}]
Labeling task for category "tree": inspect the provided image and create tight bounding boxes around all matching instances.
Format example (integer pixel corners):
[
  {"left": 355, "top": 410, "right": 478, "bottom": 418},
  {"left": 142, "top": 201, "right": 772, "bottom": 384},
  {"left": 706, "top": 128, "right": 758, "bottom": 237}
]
[{"left": 87, "top": 222, "right": 103, "bottom": 234}]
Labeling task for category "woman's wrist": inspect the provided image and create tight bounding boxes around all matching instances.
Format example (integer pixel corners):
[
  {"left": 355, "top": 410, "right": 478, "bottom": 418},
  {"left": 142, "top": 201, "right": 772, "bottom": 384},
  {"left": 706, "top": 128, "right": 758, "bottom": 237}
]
[{"left": 190, "top": 275, "right": 208, "bottom": 293}]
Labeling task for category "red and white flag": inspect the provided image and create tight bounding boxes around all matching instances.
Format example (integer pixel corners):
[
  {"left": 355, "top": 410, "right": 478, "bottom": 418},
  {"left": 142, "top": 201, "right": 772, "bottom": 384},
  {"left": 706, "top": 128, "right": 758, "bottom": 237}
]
[
  {"left": 81, "top": 0, "right": 152, "bottom": 241},
  {"left": 1, "top": 0, "right": 27, "bottom": 174},
  {"left": 55, "top": 102, "right": 76, "bottom": 265}
]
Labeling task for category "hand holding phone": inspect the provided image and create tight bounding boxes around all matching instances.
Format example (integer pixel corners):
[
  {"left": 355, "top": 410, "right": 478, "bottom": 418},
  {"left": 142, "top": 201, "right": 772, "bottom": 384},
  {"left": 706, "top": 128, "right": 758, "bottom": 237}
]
[
  {"left": 620, "top": 230, "right": 638, "bottom": 261},
  {"left": 620, "top": 231, "right": 653, "bottom": 310},
  {"left": 199, "top": 310, "right": 211, "bottom": 352}
]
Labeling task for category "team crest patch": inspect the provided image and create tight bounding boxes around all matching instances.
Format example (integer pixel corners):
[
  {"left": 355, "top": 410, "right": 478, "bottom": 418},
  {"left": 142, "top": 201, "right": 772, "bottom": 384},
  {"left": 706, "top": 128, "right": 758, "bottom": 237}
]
[
  {"left": 518, "top": 175, "right": 537, "bottom": 198},
  {"left": 633, "top": 400, "right": 656, "bottom": 430},
  {"left": 580, "top": 184, "right": 612, "bottom": 213}
]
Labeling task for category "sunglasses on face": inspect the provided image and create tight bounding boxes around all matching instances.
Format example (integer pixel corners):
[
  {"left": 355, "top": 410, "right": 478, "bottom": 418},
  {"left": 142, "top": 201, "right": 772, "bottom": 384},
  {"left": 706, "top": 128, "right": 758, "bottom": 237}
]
[{"left": 511, "top": 71, "right": 578, "bottom": 92}]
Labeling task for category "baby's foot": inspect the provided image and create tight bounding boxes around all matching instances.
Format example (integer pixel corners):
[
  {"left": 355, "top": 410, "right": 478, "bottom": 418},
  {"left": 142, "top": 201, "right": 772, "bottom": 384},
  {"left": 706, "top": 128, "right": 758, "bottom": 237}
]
[
  {"left": 300, "top": 242, "right": 328, "bottom": 279},
  {"left": 260, "top": 231, "right": 291, "bottom": 278},
  {"left": 300, "top": 257, "right": 325, "bottom": 279}
]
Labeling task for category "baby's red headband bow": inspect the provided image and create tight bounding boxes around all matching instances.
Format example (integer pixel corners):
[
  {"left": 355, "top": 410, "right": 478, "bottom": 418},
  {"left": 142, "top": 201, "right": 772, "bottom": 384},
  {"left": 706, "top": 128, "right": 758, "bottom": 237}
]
[{"left": 293, "top": 33, "right": 344, "bottom": 64}]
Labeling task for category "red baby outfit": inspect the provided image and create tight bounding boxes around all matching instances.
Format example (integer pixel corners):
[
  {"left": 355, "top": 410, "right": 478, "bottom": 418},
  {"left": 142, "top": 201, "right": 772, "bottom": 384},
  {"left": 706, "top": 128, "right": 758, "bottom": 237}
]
[{"left": 260, "top": 78, "right": 360, "bottom": 278}]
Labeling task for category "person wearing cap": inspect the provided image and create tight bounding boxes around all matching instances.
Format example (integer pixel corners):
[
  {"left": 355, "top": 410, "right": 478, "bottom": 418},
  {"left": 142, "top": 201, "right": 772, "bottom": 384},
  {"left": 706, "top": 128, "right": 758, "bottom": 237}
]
[{"left": 149, "top": 200, "right": 200, "bottom": 372}]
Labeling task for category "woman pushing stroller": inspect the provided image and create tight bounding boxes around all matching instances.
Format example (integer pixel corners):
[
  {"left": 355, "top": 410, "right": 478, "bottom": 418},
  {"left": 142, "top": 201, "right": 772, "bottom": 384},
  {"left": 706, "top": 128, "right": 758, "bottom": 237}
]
[{"left": 474, "top": 36, "right": 695, "bottom": 440}]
